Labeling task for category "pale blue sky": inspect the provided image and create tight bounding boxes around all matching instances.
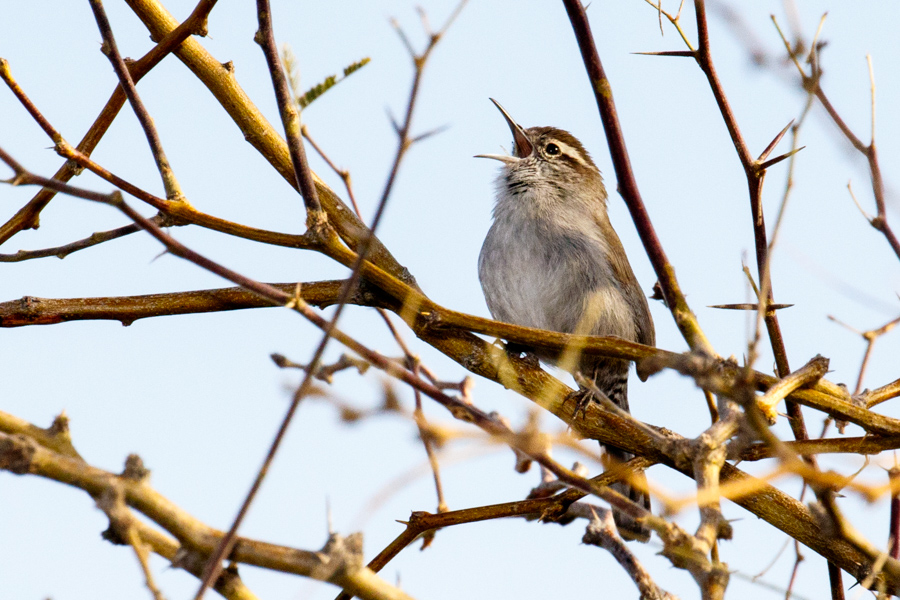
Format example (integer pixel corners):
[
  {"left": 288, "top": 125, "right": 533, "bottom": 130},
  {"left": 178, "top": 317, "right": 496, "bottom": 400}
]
[{"left": 2, "top": 2, "right": 900, "bottom": 599}]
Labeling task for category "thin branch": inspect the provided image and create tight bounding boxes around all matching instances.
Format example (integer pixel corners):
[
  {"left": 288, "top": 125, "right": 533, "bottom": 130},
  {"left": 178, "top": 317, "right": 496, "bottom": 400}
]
[
  {"left": 97, "top": 482, "right": 168, "bottom": 600},
  {"left": 650, "top": 6, "right": 821, "bottom": 493},
  {"left": 124, "top": 0, "right": 412, "bottom": 283},
  {"left": 0, "top": 221, "right": 145, "bottom": 262},
  {"left": 0, "top": 281, "right": 367, "bottom": 327},
  {"left": 690, "top": 1, "right": 804, "bottom": 444},
  {"left": 829, "top": 315, "right": 900, "bottom": 397},
  {"left": 771, "top": 15, "right": 900, "bottom": 262},
  {"left": 88, "top": 0, "right": 184, "bottom": 201},
  {"left": 253, "top": 0, "right": 323, "bottom": 218},
  {"left": 0, "top": 0, "right": 215, "bottom": 244},
  {"left": 412, "top": 359, "right": 449, "bottom": 516},
  {"left": 195, "top": 4, "right": 467, "bottom": 597},
  {"left": 302, "top": 125, "right": 362, "bottom": 217},
  {"left": 581, "top": 506, "right": 680, "bottom": 599},
  {"left": 335, "top": 464, "right": 653, "bottom": 600},
  {"left": 562, "top": 0, "right": 714, "bottom": 356},
  {"left": 828, "top": 561, "right": 845, "bottom": 600},
  {"left": 889, "top": 466, "right": 900, "bottom": 561}
]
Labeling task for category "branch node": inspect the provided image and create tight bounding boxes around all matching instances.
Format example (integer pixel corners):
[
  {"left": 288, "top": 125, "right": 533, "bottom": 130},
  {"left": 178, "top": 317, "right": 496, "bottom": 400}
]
[
  {"left": 122, "top": 454, "right": 151, "bottom": 482},
  {"left": 311, "top": 532, "right": 365, "bottom": 581},
  {"left": 0, "top": 434, "right": 36, "bottom": 474}
]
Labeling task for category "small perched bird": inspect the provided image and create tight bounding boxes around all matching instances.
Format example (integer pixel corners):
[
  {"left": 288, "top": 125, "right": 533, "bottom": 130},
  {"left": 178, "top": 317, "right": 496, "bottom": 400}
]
[{"left": 477, "top": 99, "right": 655, "bottom": 541}]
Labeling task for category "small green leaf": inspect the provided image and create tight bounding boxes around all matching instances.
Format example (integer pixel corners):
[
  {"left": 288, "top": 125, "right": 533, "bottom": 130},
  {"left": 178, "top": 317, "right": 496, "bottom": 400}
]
[
  {"left": 343, "top": 57, "right": 370, "bottom": 77},
  {"left": 295, "top": 57, "right": 371, "bottom": 110}
]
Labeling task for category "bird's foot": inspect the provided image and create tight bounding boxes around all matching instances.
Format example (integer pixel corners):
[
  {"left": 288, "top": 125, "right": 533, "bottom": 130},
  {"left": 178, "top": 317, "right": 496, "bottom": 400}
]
[{"left": 567, "top": 387, "right": 596, "bottom": 420}]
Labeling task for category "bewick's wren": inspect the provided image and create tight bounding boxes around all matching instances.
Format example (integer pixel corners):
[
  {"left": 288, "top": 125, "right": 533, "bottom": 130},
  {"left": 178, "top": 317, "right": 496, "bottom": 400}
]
[{"left": 477, "top": 99, "right": 655, "bottom": 541}]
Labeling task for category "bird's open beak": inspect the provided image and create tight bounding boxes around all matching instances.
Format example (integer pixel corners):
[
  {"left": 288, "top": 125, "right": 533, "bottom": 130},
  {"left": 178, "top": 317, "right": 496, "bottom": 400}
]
[{"left": 474, "top": 98, "right": 534, "bottom": 163}]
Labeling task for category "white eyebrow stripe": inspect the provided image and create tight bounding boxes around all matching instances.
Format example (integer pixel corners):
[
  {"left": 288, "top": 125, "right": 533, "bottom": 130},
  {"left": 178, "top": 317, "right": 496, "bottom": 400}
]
[{"left": 552, "top": 140, "right": 589, "bottom": 167}]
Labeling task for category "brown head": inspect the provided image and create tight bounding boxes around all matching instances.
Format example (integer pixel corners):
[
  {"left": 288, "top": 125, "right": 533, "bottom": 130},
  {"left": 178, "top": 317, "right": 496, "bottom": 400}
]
[{"left": 476, "top": 99, "right": 606, "bottom": 210}]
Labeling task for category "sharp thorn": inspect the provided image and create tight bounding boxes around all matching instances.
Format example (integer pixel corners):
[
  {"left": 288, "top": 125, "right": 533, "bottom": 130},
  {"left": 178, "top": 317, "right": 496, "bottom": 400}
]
[
  {"left": 758, "top": 146, "right": 806, "bottom": 171},
  {"left": 632, "top": 50, "right": 696, "bottom": 58},
  {"left": 758, "top": 119, "right": 796, "bottom": 162},
  {"left": 708, "top": 303, "right": 794, "bottom": 311}
]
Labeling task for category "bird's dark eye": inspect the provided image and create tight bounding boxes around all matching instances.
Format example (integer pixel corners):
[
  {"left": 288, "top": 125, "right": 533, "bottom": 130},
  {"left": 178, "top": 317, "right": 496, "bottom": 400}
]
[{"left": 545, "top": 143, "right": 560, "bottom": 156}]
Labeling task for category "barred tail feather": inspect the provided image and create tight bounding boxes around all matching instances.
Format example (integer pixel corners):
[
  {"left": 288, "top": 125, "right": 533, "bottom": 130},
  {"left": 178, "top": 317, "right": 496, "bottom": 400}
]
[
  {"left": 603, "top": 444, "right": 652, "bottom": 542},
  {"left": 589, "top": 360, "right": 651, "bottom": 542}
]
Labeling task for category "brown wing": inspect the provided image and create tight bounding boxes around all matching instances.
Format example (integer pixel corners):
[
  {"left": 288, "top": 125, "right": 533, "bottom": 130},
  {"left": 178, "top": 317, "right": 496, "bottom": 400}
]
[{"left": 594, "top": 213, "right": 656, "bottom": 349}]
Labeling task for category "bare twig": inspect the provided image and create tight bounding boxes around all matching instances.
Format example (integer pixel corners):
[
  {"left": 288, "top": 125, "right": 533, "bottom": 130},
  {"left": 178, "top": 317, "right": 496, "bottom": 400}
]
[
  {"left": 411, "top": 358, "right": 449, "bottom": 518},
  {"left": 581, "top": 506, "right": 679, "bottom": 600},
  {"left": 97, "top": 481, "right": 168, "bottom": 600},
  {"left": 562, "top": 0, "right": 714, "bottom": 356},
  {"left": 0, "top": 0, "right": 216, "bottom": 244},
  {"left": 757, "top": 355, "right": 830, "bottom": 425},
  {"left": 829, "top": 315, "right": 900, "bottom": 397},
  {"left": 771, "top": 17, "right": 900, "bottom": 262},
  {"left": 0, "top": 221, "right": 145, "bottom": 262},
  {"left": 890, "top": 464, "right": 900, "bottom": 563},
  {"left": 301, "top": 125, "right": 362, "bottom": 217},
  {"left": 194, "top": 5, "right": 467, "bottom": 597},
  {"left": 689, "top": 0, "right": 810, "bottom": 448},
  {"left": 253, "top": 0, "right": 323, "bottom": 219},
  {"left": 828, "top": 560, "right": 845, "bottom": 600},
  {"left": 88, "top": 0, "right": 184, "bottom": 201}
]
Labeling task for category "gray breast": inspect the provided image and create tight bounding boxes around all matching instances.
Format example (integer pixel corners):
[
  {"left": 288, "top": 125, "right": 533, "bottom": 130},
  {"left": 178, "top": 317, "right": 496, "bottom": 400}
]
[{"left": 478, "top": 216, "right": 636, "bottom": 341}]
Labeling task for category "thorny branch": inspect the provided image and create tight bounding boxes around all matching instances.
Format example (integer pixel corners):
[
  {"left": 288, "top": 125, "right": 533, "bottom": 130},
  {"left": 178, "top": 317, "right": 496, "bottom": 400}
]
[
  {"left": 196, "top": 3, "right": 467, "bottom": 595},
  {"left": 562, "top": 0, "right": 714, "bottom": 357},
  {"left": 10, "top": 143, "right": 899, "bottom": 591},
  {"left": 4, "top": 2, "right": 900, "bottom": 599},
  {"left": 690, "top": 0, "right": 812, "bottom": 447},
  {"left": 0, "top": 0, "right": 216, "bottom": 245},
  {"left": 0, "top": 427, "right": 410, "bottom": 600},
  {"left": 770, "top": 17, "right": 900, "bottom": 263}
]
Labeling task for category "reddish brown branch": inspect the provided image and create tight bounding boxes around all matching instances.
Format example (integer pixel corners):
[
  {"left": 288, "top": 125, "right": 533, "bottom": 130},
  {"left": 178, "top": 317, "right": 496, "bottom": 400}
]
[
  {"left": 690, "top": 1, "right": 810, "bottom": 447},
  {"left": 0, "top": 221, "right": 143, "bottom": 262},
  {"left": 561, "top": 0, "right": 713, "bottom": 356},
  {"left": 124, "top": 0, "right": 412, "bottom": 284},
  {"left": 771, "top": 19, "right": 900, "bottom": 262},
  {"left": 0, "top": 1, "right": 215, "bottom": 244},
  {"left": 0, "top": 281, "right": 367, "bottom": 327},
  {"left": 253, "top": 0, "right": 322, "bottom": 218},
  {"left": 89, "top": 0, "right": 183, "bottom": 201}
]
